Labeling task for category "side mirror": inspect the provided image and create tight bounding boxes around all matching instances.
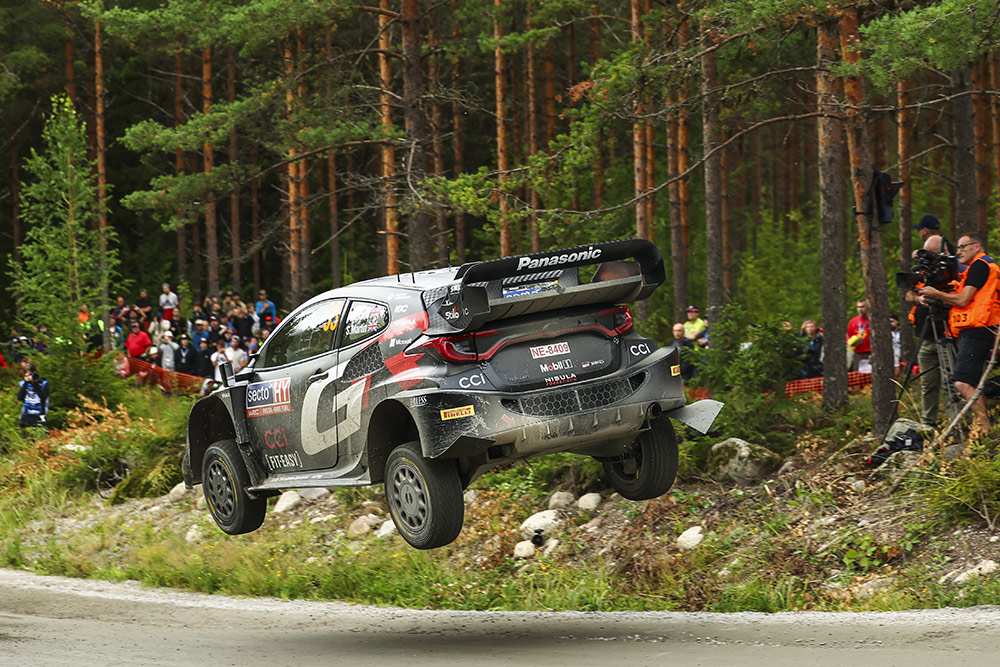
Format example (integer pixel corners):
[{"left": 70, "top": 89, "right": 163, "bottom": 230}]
[{"left": 220, "top": 361, "right": 234, "bottom": 387}]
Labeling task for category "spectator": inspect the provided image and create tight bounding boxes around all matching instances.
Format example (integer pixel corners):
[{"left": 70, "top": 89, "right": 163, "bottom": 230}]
[
  {"left": 125, "top": 322, "right": 152, "bottom": 357},
  {"left": 158, "top": 330, "right": 179, "bottom": 371},
  {"left": 191, "top": 302, "right": 209, "bottom": 326},
  {"left": 135, "top": 288, "right": 153, "bottom": 322},
  {"left": 159, "top": 283, "right": 179, "bottom": 323},
  {"left": 111, "top": 295, "right": 129, "bottom": 329},
  {"left": 207, "top": 315, "right": 223, "bottom": 344},
  {"left": 255, "top": 290, "right": 278, "bottom": 329},
  {"left": 210, "top": 339, "right": 232, "bottom": 383},
  {"left": 196, "top": 339, "right": 214, "bottom": 377},
  {"left": 147, "top": 313, "right": 171, "bottom": 346},
  {"left": 231, "top": 307, "right": 254, "bottom": 341},
  {"left": 683, "top": 305, "right": 708, "bottom": 347},
  {"left": 17, "top": 364, "right": 49, "bottom": 430},
  {"left": 669, "top": 322, "right": 696, "bottom": 381},
  {"left": 798, "top": 319, "right": 824, "bottom": 379},
  {"left": 846, "top": 299, "right": 871, "bottom": 372},
  {"left": 175, "top": 333, "right": 202, "bottom": 376},
  {"left": 192, "top": 319, "right": 210, "bottom": 348},
  {"left": 912, "top": 214, "right": 955, "bottom": 256},
  {"left": 229, "top": 336, "right": 248, "bottom": 373}
]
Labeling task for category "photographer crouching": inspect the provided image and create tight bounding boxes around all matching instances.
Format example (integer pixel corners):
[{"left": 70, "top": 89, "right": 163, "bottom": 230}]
[{"left": 918, "top": 232, "right": 1000, "bottom": 436}]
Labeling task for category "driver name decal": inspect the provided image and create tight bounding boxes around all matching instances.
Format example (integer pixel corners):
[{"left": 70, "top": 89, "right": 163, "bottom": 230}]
[{"left": 246, "top": 378, "right": 292, "bottom": 418}]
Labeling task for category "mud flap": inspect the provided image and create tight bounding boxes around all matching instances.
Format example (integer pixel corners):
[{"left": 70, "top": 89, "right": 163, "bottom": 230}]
[{"left": 663, "top": 399, "right": 724, "bottom": 434}]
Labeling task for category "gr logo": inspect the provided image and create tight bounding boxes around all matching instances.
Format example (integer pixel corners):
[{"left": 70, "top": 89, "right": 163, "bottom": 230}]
[
  {"left": 459, "top": 372, "right": 487, "bottom": 389},
  {"left": 629, "top": 342, "right": 652, "bottom": 357}
]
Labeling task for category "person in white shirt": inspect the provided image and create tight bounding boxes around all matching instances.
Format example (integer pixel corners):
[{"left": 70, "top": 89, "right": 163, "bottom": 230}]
[{"left": 159, "top": 282, "right": 180, "bottom": 323}]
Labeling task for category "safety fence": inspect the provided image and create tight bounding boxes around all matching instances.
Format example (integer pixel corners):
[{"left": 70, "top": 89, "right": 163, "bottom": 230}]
[
  {"left": 116, "top": 356, "right": 214, "bottom": 395},
  {"left": 783, "top": 364, "right": 913, "bottom": 397}
]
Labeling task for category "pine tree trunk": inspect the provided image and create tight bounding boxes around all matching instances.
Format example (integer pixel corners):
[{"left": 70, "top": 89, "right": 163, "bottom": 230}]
[
  {"left": 251, "top": 142, "right": 261, "bottom": 295},
  {"left": 646, "top": 119, "right": 656, "bottom": 241},
  {"left": 12, "top": 146, "right": 20, "bottom": 270},
  {"left": 284, "top": 39, "right": 301, "bottom": 304},
  {"left": 227, "top": 49, "right": 241, "bottom": 292},
  {"left": 202, "top": 46, "right": 220, "bottom": 298},
  {"left": 990, "top": 54, "right": 1000, "bottom": 233},
  {"left": 427, "top": 16, "right": 449, "bottom": 265},
  {"left": 677, "top": 20, "right": 691, "bottom": 298},
  {"left": 379, "top": 0, "right": 399, "bottom": 273},
  {"left": 817, "top": 20, "right": 848, "bottom": 410},
  {"left": 590, "top": 5, "right": 604, "bottom": 209},
  {"left": 175, "top": 44, "right": 187, "bottom": 286},
  {"left": 897, "top": 77, "right": 915, "bottom": 365},
  {"left": 668, "top": 91, "right": 685, "bottom": 324},
  {"left": 324, "top": 30, "right": 341, "bottom": 288},
  {"left": 973, "top": 57, "right": 991, "bottom": 238},
  {"left": 95, "top": 18, "right": 110, "bottom": 347},
  {"left": 495, "top": 0, "right": 511, "bottom": 256},
  {"left": 451, "top": 0, "right": 466, "bottom": 263},
  {"left": 751, "top": 129, "right": 762, "bottom": 255},
  {"left": 543, "top": 39, "right": 555, "bottom": 151},
  {"left": 840, "top": 7, "right": 893, "bottom": 434},
  {"left": 953, "top": 67, "right": 976, "bottom": 230},
  {"left": 631, "top": 0, "right": 647, "bottom": 241},
  {"left": 401, "top": 0, "right": 431, "bottom": 270},
  {"left": 297, "top": 29, "right": 311, "bottom": 295},
  {"left": 701, "top": 22, "right": 724, "bottom": 323},
  {"left": 526, "top": 10, "right": 540, "bottom": 252}
]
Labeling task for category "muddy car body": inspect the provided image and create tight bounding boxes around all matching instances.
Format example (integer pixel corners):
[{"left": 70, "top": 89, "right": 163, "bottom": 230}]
[{"left": 184, "top": 239, "right": 722, "bottom": 548}]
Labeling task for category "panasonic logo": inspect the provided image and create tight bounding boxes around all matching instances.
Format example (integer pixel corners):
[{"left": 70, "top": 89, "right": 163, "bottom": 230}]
[{"left": 516, "top": 246, "right": 602, "bottom": 271}]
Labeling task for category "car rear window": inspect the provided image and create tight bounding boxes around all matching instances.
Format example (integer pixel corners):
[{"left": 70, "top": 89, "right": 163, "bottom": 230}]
[{"left": 342, "top": 301, "right": 389, "bottom": 346}]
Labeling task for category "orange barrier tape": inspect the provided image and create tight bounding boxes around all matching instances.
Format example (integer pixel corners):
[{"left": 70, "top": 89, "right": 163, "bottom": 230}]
[
  {"left": 784, "top": 365, "right": 914, "bottom": 397},
  {"left": 117, "top": 356, "right": 213, "bottom": 395}
]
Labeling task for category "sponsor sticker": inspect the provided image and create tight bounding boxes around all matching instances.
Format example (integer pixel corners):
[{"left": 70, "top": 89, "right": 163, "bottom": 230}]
[
  {"left": 264, "top": 451, "right": 302, "bottom": 471},
  {"left": 516, "top": 246, "right": 602, "bottom": 271},
  {"left": 544, "top": 373, "right": 578, "bottom": 387},
  {"left": 581, "top": 359, "right": 606, "bottom": 369},
  {"left": 539, "top": 359, "right": 573, "bottom": 373},
  {"left": 671, "top": 364, "right": 681, "bottom": 377},
  {"left": 246, "top": 378, "right": 292, "bottom": 418},
  {"left": 440, "top": 405, "right": 475, "bottom": 420},
  {"left": 530, "top": 341, "right": 571, "bottom": 359}
]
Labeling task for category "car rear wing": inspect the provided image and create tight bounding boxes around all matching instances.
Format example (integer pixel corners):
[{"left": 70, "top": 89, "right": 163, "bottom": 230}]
[{"left": 422, "top": 238, "right": 665, "bottom": 335}]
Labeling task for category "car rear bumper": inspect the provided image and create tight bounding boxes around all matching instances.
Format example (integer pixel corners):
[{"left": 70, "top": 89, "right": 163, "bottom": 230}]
[{"left": 403, "top": 348, "right": 687, "bottom": 460}]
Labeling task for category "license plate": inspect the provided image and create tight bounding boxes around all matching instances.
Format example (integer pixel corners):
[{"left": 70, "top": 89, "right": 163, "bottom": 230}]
[{"left": 530, "top": 341, "right": 571, "bottom": 359}]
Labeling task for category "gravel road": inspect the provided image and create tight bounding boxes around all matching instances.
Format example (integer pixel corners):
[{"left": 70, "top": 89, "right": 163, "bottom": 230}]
[{"left": 2, "top": 568, "right": 999, "bottom": 666}]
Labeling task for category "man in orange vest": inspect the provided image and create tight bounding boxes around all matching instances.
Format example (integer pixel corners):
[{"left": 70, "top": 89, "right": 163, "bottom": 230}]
[{"left": 918, "top": 232, "right": 1000, "bottom": 435}]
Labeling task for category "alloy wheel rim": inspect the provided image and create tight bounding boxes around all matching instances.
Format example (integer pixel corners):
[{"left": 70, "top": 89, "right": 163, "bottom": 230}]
[
  {"left": 206, "top": 460, "right": 236, "bottom": 521},
  {"left": 391, "top": 464, "right": 427, "bottom": 531}
]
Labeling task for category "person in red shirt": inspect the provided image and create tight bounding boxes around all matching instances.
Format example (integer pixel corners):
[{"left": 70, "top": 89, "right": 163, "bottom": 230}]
[
  {"left": 125, "top": 321, "right": 152, "bottom": 357},
  {"left": 846, "top": 299, "right": 871, "bottom": 372}
]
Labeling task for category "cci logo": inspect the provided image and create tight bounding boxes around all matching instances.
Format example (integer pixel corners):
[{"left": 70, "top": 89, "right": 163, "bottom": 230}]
[{"left": 629, "top": 342, "right": 652, "bottom": 357}]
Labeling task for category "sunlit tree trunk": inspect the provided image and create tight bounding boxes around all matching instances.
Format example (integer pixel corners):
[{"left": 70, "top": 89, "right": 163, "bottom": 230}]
[
  {"left": 451, "top": 0, "right": 466, "bottom": 263},
  {"left": 953, "top": 67, "right": 976, "bottom": 231},
  {"left": 631, "top": 0, "right": 647, "bottom": 241},
  {"left": 401, "top": 0, "right": 431, "bottom": 270},
  {"left": 668, "top": 89, "right": 685, "bottom": 323},
  {"left": 202, "top": 46, "right": 220, "bottom": 298},
  {"left": 95, "top": 18, "right": 110, "bottom": 347},
  {"left": 495, "top": 0, "right": 511, "bottom": 256},
  {"left": 990, "top": 54, "right": 1000, "bottom": 233},
  {"left": 702, "top": 22, "right": 723, "bottom": 323},
  {"left": 590, "top": 5, "right": 604, "bottom": 209},
  {"left": 973, "top": 57, "right": 991, "bottom": 238},
  {"left": 379, "top": 0, "right": 399, "bottom": 273},
  {"left": 840, "top": 7, "right": 892, "bottom": 433},
  {"left": 175, "top": 43, "right": 187, "bottom": 286},
  {"left": 296, "top": 28, "right": 311, "bottom": 294},
  {"left": 897, "top": 77, "right": 915, "bottom": 365},
  {"left": 324, "top": 29, "right": 341, "bottom": 287},
  {"left": 283, "top": 38, "right": 301, "bottom": 303},
  {"left": 526, "top": 9, "right": 540, "bottom": 252},
  {"left": 227, "top": 49, "right": 241, "bottom": 292}
]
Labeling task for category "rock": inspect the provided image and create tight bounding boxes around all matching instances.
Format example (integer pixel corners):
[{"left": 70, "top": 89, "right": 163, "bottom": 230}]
[
  {"left": 272, "top": 490, "right": 302, "bottom": 514},
  {"left": 519, "top": 509, "right": 562, "bottom": 540},
  {"left": 953, "top": 559, "right": 999, "bottom": 585},
  {"left": 944, "top": 443, "right": 965, "bottom": 461},
  {"left": 347, "top": 515, "right": 373, "bottom": 536},
  {"left": 853, "top": 576, "right": 895, "bottom": 598},
  {"left": 883, "top": 418, "right": 933, "bottom": 442},
  {"left": 375, "top": 519, "right": 398, "bottom": 538},
  {"left": 708, "top": 438, "right": 781, "bottom": 485},
  {"left": 167, "top": 482, "right": 191, "bottom": 503},
  {"left": 849, "top": 479, "right": 866, "bottom": 493},
  {"left": 577, "top": 493, "right": 602, "bottom": 512},
  {"left": 513, "top": 540, "right": 536, "bottom": 559},
  {"left": 298, "top": 487, "right": 330, "bottom": 500},
  {"left": 776, "top": 460, "right": 796, "bottom": 476},
  {"left": 184, "top": 525, "right": 203, "bottom": 543},
  {"left": 463, "top": 490, "right": 479, "bottom": 505},
  {"left": 548, "top": 491, "right": 576, "bottom": 510},
  {"left": 676, "top": 525, "right": 704, "bottom": 551},
  {"left": 882, "top": 450, "right": 921, "bottom": 486},
  {"left": 542, "top": 538, "right": 560, "bottom": 557}
]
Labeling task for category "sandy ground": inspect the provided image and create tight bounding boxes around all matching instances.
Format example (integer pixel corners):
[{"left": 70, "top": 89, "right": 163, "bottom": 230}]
[{"left": 2, "top": 568, "right": 1000, "bottom": 666}]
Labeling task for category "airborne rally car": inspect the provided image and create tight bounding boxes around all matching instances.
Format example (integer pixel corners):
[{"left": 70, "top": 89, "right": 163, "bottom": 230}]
[{"left": 183, "top": 239, "right": 722, "bottom": 549}]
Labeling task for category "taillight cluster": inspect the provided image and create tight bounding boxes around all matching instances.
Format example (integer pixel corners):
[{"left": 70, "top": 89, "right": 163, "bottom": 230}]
[
  {"left": 413, "top": 330, "right": 498, "bottom": 362},
  {"left": 602, "top": 305, "right": 634, "bottom": 334}
]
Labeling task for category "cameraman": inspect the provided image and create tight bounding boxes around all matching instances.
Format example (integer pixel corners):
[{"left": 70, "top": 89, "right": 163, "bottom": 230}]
[
  {"left": 919, "top": 232, "right": 999, "bottom": 435},
  {"left": 17, "top": 364, "right": 49, "bottom": 430},
  {"left": 904, "top": 233, "right": 953, "bottom": 426}
]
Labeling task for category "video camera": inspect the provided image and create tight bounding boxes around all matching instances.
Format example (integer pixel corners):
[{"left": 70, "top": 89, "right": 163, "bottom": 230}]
[{"left": 896, "top": 249, "right": 959, "bottom": 292}]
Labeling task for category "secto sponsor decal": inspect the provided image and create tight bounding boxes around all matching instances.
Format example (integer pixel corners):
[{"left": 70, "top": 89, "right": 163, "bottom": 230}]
[
  {"left": 440, "top": 405, "right": 475, "bottom": 420},
  {"left": 246, "top": 378, "right": 292, "bottom": 418},
  {"left": 530, "top": 341, "right": 570, "bottom": 359}
]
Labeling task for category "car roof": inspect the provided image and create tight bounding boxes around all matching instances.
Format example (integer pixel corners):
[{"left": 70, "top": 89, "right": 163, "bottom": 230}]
[{"left": 292, "top": 267, "right": 460, "bottom": 312}]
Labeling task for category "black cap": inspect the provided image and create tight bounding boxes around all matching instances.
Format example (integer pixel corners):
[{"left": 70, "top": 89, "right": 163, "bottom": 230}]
[{"left": 913, "top": 214, "right": 940, "bottom": 231}]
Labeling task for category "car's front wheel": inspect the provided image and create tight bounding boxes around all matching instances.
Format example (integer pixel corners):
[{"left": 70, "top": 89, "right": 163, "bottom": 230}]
[
  {"left": 202, "top": 439, "right": 267, "bottom": 535},
  {"left": 384, "top": 442, "right": 464, "bottom": 549},
  {"left": 601, "top": 417, "right": 678, "bottom": 500}
]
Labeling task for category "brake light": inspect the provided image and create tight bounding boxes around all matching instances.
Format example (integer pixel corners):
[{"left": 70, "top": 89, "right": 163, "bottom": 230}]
[
  {"left": 606, "top": 305, "right": 633, "bottom": 334},
  {"left": 416, "top": 330, "right": 499, "bottom": 362}
]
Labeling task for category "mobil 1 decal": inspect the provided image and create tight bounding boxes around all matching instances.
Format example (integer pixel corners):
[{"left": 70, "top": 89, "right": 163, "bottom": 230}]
[{"left": 246, "top": 378, "right": 292, "bottom": 418}]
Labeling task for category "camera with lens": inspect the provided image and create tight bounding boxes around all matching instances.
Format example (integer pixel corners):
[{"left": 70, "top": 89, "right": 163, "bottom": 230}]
[{"left": 896, "top": 249, "right": 959, "bottom": 292}]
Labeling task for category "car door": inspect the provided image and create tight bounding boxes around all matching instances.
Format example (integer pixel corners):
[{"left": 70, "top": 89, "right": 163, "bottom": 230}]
[{"left": 247, "top": 298, "right": 345, "bottom": 474}]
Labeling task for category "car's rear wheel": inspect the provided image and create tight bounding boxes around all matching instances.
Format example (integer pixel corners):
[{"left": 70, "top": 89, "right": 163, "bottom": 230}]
[
  {"left": 384, "top": 442, "right": 464, "bottom": 549},
  {"left": 601, "top": 417, "right": 678, "bottom": 500},
  {"left": 202, "top": 439, "right": 266, "bottom": 535}
]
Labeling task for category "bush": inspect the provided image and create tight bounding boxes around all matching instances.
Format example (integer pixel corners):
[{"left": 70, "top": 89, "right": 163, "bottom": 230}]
[{"left": 29, "top": 340, "right": 128, "bottom": 429}]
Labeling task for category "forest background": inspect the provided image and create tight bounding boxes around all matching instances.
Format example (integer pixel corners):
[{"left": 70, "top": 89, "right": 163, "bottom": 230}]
[{"left": 2, "top": 0, "right": 1000, "bottom": 433}]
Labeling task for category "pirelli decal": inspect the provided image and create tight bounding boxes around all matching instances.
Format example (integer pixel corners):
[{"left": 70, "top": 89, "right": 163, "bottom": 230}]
[{"left": 440, "top": 405, "right": 475, "bottom": 421}]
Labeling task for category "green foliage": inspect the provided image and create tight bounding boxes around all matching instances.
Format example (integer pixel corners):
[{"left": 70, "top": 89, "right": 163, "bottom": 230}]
[
  {"left": 30, "top": 341, "right": 127, "bottom": 428},
  {"left": 921, "top": 443, "right": 1000, "bottom": 530},
  {"left": 8, "top": 94, "right": 119, "bottom": 348},
  {"left": 472, "top": 453, "right": 604, "bottom": 505}
]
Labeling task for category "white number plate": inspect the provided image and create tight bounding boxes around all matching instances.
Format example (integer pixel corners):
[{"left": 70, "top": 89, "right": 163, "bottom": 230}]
[{"left": 530, "top": 341, "right": 571, "bottom": 359}]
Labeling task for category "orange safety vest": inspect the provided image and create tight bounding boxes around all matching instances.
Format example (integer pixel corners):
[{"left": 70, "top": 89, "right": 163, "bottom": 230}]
[{"left": 949, "top": 252, "right": 1000, "bottom": 334}]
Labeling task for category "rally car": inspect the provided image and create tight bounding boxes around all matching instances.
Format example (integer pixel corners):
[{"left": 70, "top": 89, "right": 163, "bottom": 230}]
[{"left": 183, "top": 239, "right": 722, "bottom": 549}]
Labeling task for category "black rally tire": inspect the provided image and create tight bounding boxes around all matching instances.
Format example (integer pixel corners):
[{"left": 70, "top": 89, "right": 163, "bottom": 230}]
[
  {"left": 202, "top": 439, "right": 267, "bottom": 535},
  {"left": 602, "top": 417, "right": 679, "bottom": 501},
  {"left": 384, "top": 442, "right": 464, "bottom": 549}
]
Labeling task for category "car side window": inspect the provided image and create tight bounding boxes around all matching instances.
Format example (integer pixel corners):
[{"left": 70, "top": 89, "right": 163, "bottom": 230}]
[
  {"left": 342, "top": 301, "right": 389, "bottom": 346},
  {"left": 261, "top": 299, "right": 345, "bottom": 367}
]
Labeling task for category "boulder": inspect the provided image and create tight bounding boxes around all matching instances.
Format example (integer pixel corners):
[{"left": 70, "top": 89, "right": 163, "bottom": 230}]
[
  {"left": 513, "top": 540, "right": 536, "bottom": 559},
  {"left": 577, "top": 493, "right": 602, "bottom": 512},
  {"left": 167, "top": 482, "right": 191, "bottom": 503},
  {"left": 519, "top": 510, "right": 562, "bottom": 540},
  {"left": 675, "top": 525, "right": 704, "bottom": 551},
  {"left": 297, "top": 487, "right": 331, "bottom": 500},
  {"left": 272, "top": 490, "right": 302, "bottom": 514},
  {"left": 953, "top": 559, "right": 998, "bottom": 585},
  {"left": 548, "top": 491, "right": 576, "bottom": 510},
  {"left": 708, "top": 438, "right": 781, "bottom": 485},
  {"left": 347, "top": 515, "right": 373, "bottom": 536},
  {"left": 883, "top": 418, "right": 933, "bottom": 442},
  {"left": 184, "top": 525, "right": 204, "bottom": 544},
  {"left": 375, "top": 519, "right": 398, "bottom": 538}
]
